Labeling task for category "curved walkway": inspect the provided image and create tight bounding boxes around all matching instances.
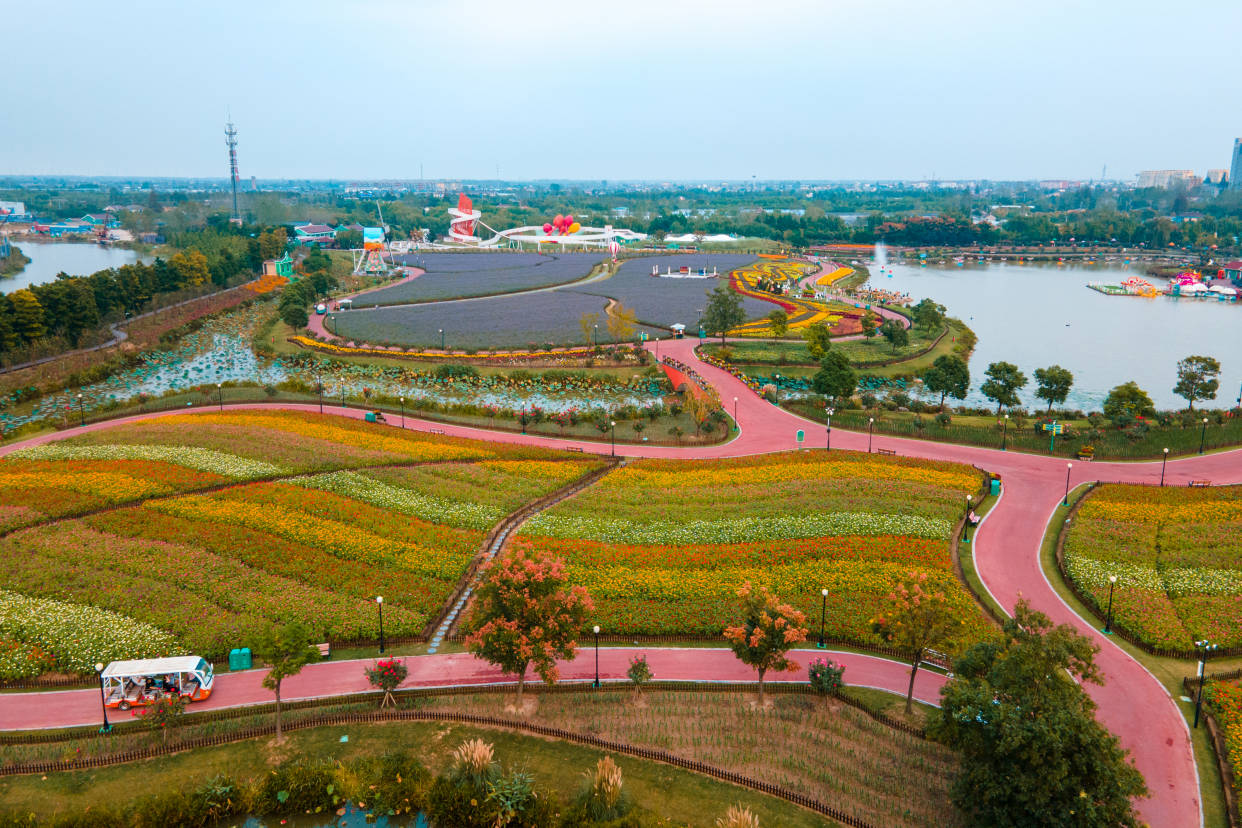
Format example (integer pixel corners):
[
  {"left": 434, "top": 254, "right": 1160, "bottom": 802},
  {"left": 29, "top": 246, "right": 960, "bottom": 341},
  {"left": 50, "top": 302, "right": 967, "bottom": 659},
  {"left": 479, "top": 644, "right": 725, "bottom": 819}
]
[{"left": 1, "top": 340, "right": 1238, "bottom": 826}]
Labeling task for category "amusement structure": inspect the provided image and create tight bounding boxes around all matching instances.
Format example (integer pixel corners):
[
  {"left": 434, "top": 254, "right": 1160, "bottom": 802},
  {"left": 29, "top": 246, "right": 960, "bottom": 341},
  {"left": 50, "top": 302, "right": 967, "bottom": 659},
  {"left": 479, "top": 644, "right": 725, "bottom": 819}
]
[{"left": 443, "top": 193, "right": 644, "bottom": 254}]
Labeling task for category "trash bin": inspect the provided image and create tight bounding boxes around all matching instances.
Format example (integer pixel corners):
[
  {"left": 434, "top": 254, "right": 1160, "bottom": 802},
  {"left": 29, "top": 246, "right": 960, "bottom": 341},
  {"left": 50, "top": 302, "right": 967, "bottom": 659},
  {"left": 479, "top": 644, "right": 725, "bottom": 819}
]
[
  {"left": 990, "top": 478, "right": 1001, "bottom": 496},
  {"left": 228, "top": 647, "right": 252, "bottom": 671}
]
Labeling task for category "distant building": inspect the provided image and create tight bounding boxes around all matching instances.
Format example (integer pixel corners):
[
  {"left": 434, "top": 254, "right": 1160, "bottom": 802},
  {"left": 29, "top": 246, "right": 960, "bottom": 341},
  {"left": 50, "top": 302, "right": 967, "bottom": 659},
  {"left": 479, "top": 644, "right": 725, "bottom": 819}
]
[
  {"left": 1230, "top": 139, "right": 1242, "bottom": 191},
  {"left": 1137, "top": 170, "right": 1198, "bottom": 189},
  {"left": 1222, "top": 260, "right": 1242, "bottom": 286},
  {"left": 292, "top": 223, "right": 335, "bottom": 246},
  {"left": 262, "top": 252, "right": 293, "bottom": 278},
  {"left": 1206, "top": 169, "right": 1229, "bottom": 185},
  {"left": 0, "top": 201, "right": 30, "bottom": 221}
]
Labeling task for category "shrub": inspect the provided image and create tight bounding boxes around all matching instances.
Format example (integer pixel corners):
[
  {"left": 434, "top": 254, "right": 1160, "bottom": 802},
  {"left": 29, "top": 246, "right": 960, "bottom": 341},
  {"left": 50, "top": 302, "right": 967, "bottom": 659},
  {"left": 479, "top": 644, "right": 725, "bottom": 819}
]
[
  {"left": 251, "top": 759, "right": 337, "bottom": 816},
  {"left": 717, "top": 804, "right": 761, "bottom": 828},
  {"left": 573, "top": 756, "right": 630, "bottom": 822},
  {"left": 808, "top": 657, "right": 846, "bottom": 697}
]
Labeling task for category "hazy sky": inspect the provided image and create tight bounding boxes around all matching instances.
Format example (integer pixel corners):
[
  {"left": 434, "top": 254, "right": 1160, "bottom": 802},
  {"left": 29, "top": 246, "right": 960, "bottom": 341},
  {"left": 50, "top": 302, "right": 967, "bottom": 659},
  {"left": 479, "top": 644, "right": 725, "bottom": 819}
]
[{"left": 6, "top": 0, "right": 1241, "bottom": 181}]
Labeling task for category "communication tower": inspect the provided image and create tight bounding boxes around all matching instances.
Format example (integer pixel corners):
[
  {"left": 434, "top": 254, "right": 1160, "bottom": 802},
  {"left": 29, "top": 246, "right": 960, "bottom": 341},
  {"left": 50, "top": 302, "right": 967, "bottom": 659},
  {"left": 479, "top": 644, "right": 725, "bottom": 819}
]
[{"left": 225, "top": 119, "right": 240, "bottom": 223}]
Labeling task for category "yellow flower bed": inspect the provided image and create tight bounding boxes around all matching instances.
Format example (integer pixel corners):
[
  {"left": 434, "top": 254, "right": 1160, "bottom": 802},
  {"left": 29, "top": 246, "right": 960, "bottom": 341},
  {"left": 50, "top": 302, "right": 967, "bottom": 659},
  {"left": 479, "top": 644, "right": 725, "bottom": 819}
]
[
  {"left": 815, "top": 266, "right": 854, "bottom": 286},
  {"left": 477, "top": 459, "right": 590, "bottom": 486},
  {"left": 614, "top": 458, "right": 979, "bottom": 493},
  {"left": 0, "top": 471, "right": 168, "bottom": 501},
  {"left": 1080, "top": 499, "right": 1242, "bottom": 524}
]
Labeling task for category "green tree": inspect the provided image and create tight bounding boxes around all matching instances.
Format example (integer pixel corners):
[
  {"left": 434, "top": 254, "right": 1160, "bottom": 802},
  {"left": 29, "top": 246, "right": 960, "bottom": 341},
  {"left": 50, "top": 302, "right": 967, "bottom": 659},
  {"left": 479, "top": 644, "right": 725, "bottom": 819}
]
[
  {"left": 1173, "top": 355, "right": 1220, "bottom": 411},
  {"left": 702, "top": 283, "right": 745, "bottom": 344},
  {"left": 928, "top": 601, "right": 1147, "bottom": 828},
  {"left": 1033, "top": 365, "right": 1075, "bottom": 412},
  {"left": 463, "top": 542, "right": 593, "bottom": 703},
  {"left": 169, "top": 250, "right": 210, "bottom": 287},
  {"left": 606, "top": 302, "right": 638, "bottom": 343},
  {"left": 979, "top": 361, "right": 1028, "bottom": 414},
  {"left": 333, "top": 228, "right": 361, "bottom": 251},
  {"left": 911, "top": 298, "right": 946, "bottom": 330},
  {"left": 812, "top": 351, "right": 856, "bottom": 402},
  {"left": 10, "top": 289, "right": 46, "bottom": 343},
  {"left": 253, "top": 620, "right": 319, "bottom": 742},
  {"left": 871, "top": 572, "right": 962, "bottom": 713},
  {"left": 860, "top": 311, "right": 878, "bottom": 340},
  {"left": 880, "top": 319, "right": 909, "bottom": 353},
  {"left": 1102, "top": 381, "right": 1156, "bottom": 424},
  {"left": 921, "top": 355, "right": 970, "bottom": 408},
  {"left": 579, "top": 312, "right": 601, "bottom": 345},
  {"left": 766, "top": 309, "right": 789, "bottom": 340},
  {"left": 801, "top": 321, "right": 832, "bottom": 360},
  {"left": 722, "top": 582, "right": 808, "bottom": 705},
  {"left": 280, "top": 301, "right": 309, "bottom": 329}
]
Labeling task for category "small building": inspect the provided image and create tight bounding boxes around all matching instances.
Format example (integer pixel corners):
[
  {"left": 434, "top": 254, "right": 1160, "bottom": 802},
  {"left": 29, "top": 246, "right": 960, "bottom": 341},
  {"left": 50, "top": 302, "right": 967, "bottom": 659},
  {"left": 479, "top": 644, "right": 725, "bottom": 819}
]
[
  {"left": 139, "top": 232, "right": 164, "bottom": 244},
  {"left": 1221, "top": 261, "right": 1242, "bottom": 286},
  {"left": 80, "top": 214, "right": 120, "bottom": 228},
  {"left": 262, "top": 252, "right": 294, "bottom": 278},
  {"left": 293, "top": 223, "right": 336, "bottom": 247}
]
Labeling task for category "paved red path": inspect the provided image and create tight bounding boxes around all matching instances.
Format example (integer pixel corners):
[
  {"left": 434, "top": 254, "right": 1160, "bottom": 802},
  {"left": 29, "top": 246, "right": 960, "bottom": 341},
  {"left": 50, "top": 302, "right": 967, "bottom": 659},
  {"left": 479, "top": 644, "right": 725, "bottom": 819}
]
[
  {"left": 3, "top": 337, "right": 1238, "bottom": 826},
  {"left": 0, "top": 648, "right": 945, "bottom": 731}
]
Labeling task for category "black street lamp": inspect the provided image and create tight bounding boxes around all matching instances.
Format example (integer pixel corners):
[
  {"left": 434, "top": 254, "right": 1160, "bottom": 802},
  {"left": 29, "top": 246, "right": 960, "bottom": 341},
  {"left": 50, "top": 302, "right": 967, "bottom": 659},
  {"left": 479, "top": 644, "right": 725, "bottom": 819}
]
[
  {"left": 1001, "top": 413, "right": 1009, "bottom": 451},
  {"left": 593, "top": 324, "right": 598, "bottom": 346},
  {"left": 316, "top": 377, "right": 324, "bottom": 414},
  {"left": 1199, "top": 417, "right": 1209, "bottom": 455},
  {"left": 439, "top": 328, "right": 445, "bottom": 350},
  {"left": 963, "top": 494, "right": 973, "bottom": 543},
  {"left": 868, "top": 417, "right": 875, "bottom": 453},
  {"left": 1194, "top": 639, "right": 1218, "bottom": 728},
  {"left": 376, "top": 596, "right": 385, "bottom": 654},
  {"left": 592, "top": 625, "right": 601, "bottom": 688},
  {"left": 399, "top": 396, "right": 405, "bottom": 429},
  {"left": 817, "top": 588, "right": 828, "bottom": 648},
  {"left": 95, "top": 662, "right": 112, "bottom": 734},
  {"left": 733, "top": 396, "right": 738, "bottom": 431},
  {"left": 1160, "top": 447, "right": 1169, "bottom": 486},
  {"left": 216, "top": 382, "right": 223, "bottom": 411},
  {"left": 1103, "top": 575, "right": 1117, "bottom": 633},
  {"left": 328, "top": 315, "right": 336, "bottom": 336},
  {"left": 1063, "top": 462, "right": 1073, "bottom": 507},
  {"left": 825, "top": 406, "right": 834, "bottom": 451},
  {"left": 609, "top": 420, "right": 616, "bottom": 457},
  {"left": 76, "top": 393, "right": 85, "bottom": 427},
  {"left": 341, "top": 387, "right": 346, "bottom": 408}
]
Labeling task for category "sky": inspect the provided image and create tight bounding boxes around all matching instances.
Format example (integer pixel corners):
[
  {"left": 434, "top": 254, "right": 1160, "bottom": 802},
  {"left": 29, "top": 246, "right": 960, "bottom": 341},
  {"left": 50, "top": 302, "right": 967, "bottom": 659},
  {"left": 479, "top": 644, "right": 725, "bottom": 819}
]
[{"left": 5, "top": 0, "right": 1242, "bottom": 181}]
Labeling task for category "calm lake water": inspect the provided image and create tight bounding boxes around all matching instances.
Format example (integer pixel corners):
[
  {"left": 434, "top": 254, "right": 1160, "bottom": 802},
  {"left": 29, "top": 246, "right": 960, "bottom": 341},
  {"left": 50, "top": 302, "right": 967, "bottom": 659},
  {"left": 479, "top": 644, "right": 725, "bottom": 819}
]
[
  {"left": 6, "top": 241, "right": 145, "bottom": 291},
  {"left": 873, "top": 261, "right": 1242, "bottom": 411}
]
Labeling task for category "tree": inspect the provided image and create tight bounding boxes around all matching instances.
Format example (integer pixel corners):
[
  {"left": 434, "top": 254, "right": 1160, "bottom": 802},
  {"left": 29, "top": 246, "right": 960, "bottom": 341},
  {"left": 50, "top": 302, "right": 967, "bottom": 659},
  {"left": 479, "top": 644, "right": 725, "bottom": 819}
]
[
  {"left": 253, "top": 620, "right": 319, "bottom": 742},
  {"left": 870, "top": 573, "right": 962, "bottom": 713},
  {"left": 135, "top": 693, "right": 186, "bottom": 746},
  {"left": 10, "top": 289, "right": 46, "bottom": 343},
  {"left": 333, "top": 228, "right": 361, "bottom": 251},
  {"left": 860, "top": 311, "right": 878, "bottom": 340},
  {"left": 922, "top": 355, "right": 970, "bottom": 408},
  {"left": 979, "top": 361, "right": 1028, "bottom": 414},
  {"left": 911, "top": 298, "right": 946, "bottom": 330},
  {"left": 1034, "top": 365, "right": 1075, "bottom": 412},
  {"left": 766, "top": 309, "right": 789, "bottom": 340},
  {"left": 463, "top": 543, "right": 593, "bottom": 702},
  {"left": 928, "top": 601, "right": 1147, "bottom": 827},
  {"left": 880, "top": 319, "right": 909, "bottom": 353},
  {"left": 812, "top": 351, "right": 856, "bottom": 402},
  {"left": 722, "top": 581, "right": 808, "bottom": 705},
  {"left": 280, "top": 301, "right": 309, "bottom": 329},
  {"left": 1173, "top": 355, "right": 1220, "bottom": 411},
  {"left": 801, "top": 321, "right": 831, "bottom": 360},
  {"left": 606, "top": 303, "right": 638, "bottom": 342},
  {"left": 579, "top": 312, "right": 601, "bottom": 345},
  {"left": 1102, "top": 381, "right": 1155, "bottom": 424},
  {"left": 365, "top": 657, "right": 409, "bottom": 708},
  {"left": 626, "top": 655, "right": 652, "bottom": 697},
  {"left": 169, "top": 250, "right": 210, "bottom": 287},
  {"left": 702, "top": 283, "right": 746, "bottom": 344}
]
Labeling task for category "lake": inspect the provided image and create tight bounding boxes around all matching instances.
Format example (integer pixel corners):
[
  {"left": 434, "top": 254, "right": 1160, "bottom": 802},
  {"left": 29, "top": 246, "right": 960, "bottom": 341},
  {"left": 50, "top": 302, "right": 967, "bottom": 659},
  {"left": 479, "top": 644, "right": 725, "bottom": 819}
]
[
  {"left": 5, "top": 241, "right": 146, "bottom": 292},
  {"left": 872, "top": 260, "right": 1242, "bottom": 411}
]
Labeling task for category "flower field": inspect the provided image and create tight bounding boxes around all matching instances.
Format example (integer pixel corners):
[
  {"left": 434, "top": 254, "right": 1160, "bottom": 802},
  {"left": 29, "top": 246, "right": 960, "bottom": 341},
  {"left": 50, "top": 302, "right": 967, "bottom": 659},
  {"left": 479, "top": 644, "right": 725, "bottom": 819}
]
[
  {"left": 1207, "top": 679, "right": 1242, "bottom": 803},
  {"left": 1063, "top": 483, "right": 1242, "bottom": 649},
  {"left": 727, "top": 259, "right": 864, "bottom": 337},
  {"left": 0, "top": 412, "right": 602, "bottom": 676},
  {"left": 518, "top": 451, "right": 989, "bottom": 645}
]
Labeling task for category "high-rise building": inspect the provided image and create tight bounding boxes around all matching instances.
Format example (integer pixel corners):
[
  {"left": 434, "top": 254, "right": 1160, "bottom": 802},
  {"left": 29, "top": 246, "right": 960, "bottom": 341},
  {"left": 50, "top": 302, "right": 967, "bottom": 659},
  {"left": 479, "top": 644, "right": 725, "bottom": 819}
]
[
  {"left": 1230, "top": 139, "right": 1242, "bottom": 190},
  {"left": 1137, "top": 170, "right": 1199, "bottom": 189}
]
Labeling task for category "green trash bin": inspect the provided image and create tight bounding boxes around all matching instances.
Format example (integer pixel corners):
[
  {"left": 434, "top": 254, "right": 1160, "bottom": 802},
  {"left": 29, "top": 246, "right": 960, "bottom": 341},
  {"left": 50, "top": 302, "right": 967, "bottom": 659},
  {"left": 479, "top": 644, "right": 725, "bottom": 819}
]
[
  {"left": 228, "top": 648, "right": 252, "bottom": 671},
  {"left": 990, "top": 478, "right": 1001, "bottom": 496}
]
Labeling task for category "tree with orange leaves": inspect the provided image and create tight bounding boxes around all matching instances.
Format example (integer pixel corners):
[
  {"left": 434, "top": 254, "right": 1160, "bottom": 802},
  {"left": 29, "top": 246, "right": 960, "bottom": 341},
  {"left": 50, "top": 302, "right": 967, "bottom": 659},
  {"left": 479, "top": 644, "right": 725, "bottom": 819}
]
[
  {"left": 463, "top": 543, "right": 593, "bottom": 702},
  {"left": 722, "top": 581, "right": 808, "bottom": 705},
  {"left": 871, "top": 572, "right": 962, "bottom": 714}
]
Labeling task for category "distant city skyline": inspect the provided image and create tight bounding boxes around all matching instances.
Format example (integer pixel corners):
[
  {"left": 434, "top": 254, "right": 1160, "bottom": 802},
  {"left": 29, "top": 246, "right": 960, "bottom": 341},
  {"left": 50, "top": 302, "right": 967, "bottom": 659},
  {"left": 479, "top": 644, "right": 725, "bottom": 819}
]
[{"left": 5, "top": 0, "right": 1241, "bottom": 181}]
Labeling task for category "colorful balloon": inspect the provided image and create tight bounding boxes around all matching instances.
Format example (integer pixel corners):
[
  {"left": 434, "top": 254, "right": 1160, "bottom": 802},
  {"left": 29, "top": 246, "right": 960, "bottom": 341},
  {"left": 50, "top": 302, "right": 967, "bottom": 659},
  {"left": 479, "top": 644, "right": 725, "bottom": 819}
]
[
  {"left": 568, "top": 222, "right": 581, "bottom": 233},
  {"left": 543, "top": 223, "right": 553, "bottom": 233}
]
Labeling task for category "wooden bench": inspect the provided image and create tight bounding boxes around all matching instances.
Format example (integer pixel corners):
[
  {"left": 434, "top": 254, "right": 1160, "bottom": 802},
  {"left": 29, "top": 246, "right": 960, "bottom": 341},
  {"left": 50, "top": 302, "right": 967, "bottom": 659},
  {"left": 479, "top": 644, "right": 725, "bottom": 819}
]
[
  {"left": 316, "top": 642, "right": 331, "bottom": 660},
  {"left": 1189, "top": 480, "right": 1212, "bottom": 488},
  {"left": 428, "top": 428, "right": 445, "bottom": 435},
  {"left": 875, "top": 448, "right": 896, "bottom": 456}
]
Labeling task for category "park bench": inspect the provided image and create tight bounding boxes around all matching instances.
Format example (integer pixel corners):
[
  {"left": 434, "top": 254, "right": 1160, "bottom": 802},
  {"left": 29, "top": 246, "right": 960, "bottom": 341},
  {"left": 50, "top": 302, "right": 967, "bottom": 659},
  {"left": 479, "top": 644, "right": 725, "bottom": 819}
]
[
  {"left": 428, "top": 428, "right": 445, "bottom": 435},
  {"left": 316, "top": 642, "right": 331, "bottom": 660},
  {"left": 566, "top": 446, "right": 583, "bottom": 452},
  {"left": 875, "top": 448, "right": 896, "bottom": 456},
  {"left": 1189, "top": 480, "right": 1212, "bottom": 488}
]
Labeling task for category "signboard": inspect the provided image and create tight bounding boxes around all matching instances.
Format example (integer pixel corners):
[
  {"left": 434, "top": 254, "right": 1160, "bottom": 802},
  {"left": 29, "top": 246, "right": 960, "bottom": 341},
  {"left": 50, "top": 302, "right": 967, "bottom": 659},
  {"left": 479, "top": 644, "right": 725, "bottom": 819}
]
[{"left": 796, "top": 429, "right": 805, "bottom": 444}]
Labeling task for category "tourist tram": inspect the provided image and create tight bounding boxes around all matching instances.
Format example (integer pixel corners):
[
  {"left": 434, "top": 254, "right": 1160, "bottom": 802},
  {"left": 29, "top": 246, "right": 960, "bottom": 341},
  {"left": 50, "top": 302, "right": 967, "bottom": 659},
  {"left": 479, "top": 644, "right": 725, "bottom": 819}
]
[{"left": 100, "top": 656, "right": 215, "bottom": 711}]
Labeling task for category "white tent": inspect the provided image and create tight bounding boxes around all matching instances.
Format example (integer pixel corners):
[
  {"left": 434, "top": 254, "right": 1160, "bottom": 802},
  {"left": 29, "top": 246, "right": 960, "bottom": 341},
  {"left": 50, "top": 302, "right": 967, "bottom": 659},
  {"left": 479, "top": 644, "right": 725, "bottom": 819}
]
[
  {"left": 1209, "top": 284, "right": 1237, "bottom": 295},
  {"left": 1181, "top": 282, "right": 1208, "bottom": 292}
]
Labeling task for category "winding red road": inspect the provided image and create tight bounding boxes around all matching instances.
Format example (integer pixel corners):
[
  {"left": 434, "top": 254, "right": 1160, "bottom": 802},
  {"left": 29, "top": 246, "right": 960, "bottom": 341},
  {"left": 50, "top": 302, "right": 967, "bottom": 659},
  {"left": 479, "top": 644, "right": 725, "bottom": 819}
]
[{"left": 2, "top": 336, "right": 1236, "bottom": 827}]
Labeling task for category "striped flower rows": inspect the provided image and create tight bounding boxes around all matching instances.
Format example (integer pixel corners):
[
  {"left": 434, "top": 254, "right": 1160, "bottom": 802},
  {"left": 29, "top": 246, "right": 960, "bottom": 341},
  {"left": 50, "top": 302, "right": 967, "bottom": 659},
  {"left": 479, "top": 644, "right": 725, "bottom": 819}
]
[
  {"left": 1207, "top": 680, "right": 1242, "bottom": 804},
  {"left": 292, "top": 470, "right": 504, "bottom": 531},
  {"left": 10, "top": 442, "right": 287, "bottom": 479}
]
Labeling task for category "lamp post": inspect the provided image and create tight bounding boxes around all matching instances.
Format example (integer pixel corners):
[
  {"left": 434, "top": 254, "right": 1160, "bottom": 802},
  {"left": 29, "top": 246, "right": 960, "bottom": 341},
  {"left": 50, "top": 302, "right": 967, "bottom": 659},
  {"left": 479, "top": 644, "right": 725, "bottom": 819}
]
[
  {"left": 76, "top": 393, "right": 85, "bottom": 427},
  {"left": 1063, "top": 462, "right": 1073, "bottom": 506},
  {"left": 825, "top": 406, "right": 834, "bottom": 451},
  {"left": 439, "top": 328, "right": 445, "bottom": 351},
  {"left": 1194, "top": 639, "right": 1218, "bottom": 728},
  {"left": 1103, "top": 575, "right": 1117, "bottom": 633},
  {"left": 593, "top": 324, "right": 598, "bottom": 346},
  {"left": 868, "top": 417, "right": 874, "bottom": 453},
  {"left": 216, "top": 382, "right": 223, "bottom": 411},
  {"left": 592, "top": 625, "right": 601, "bottom": 688},
  {"left": 1001, "top": 413, "right": 1009, "bottom": 451},
  {"left": 95, "top": 662, "right": 111, "bottom": 733},
  {"left": 316, "top": 377, "right": 324, "bottom": 414},
  {"left": 328, "top": 314, "right": 335, "bottom": 335},
  {"left": 376, "top": 596, "right": 385, "bottom": 654},
  {"left": 399, "top": 397, "right": 405, "bottom": 429},
  {"left": 1199, "top": 416, "right": 1209, "bottom": 455},
  {"left": 817, "top": 588, "right": 828, "bottom": 648},
  {"left": 1160, "top": 447, "right": 1169, "bottom": 486},
  {"left": 609, "top": 420, "right": 616, "bottom": 457},
  {"left": 733, "top": 396, "right": 738, "bottom": 431},
  {"left": 963, "top": 494, "right": 973, "bottom": 543}
]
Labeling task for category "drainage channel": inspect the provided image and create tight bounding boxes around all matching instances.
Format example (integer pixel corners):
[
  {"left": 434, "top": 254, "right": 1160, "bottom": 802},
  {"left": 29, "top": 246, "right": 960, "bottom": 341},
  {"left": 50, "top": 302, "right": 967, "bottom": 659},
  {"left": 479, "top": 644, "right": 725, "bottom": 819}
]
[{"left": 426, "top": 460, "right": 620, "bottom": 654}]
